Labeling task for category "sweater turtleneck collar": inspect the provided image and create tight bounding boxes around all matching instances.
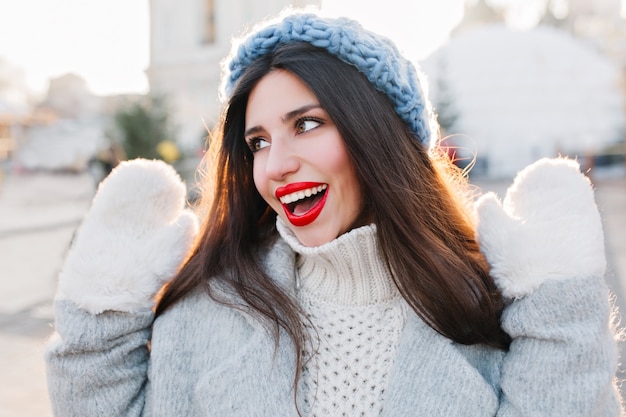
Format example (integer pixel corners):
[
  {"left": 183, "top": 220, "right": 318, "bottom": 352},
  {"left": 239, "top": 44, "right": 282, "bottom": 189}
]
[{"left": 276, "top": 217, "right": 400, "bottom": 307}]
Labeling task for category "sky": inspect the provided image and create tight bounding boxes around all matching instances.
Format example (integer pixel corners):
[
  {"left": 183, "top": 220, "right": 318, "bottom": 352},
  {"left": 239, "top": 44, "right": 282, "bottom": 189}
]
[
  {"left": 0, "top": 0, "right": 474, "bottom": 98},
  {"left": 321, "top": 0, "right": 465, "bottom": 62},
  {"left": 1, "top": 0, "right": 616, "bottom": 98},
  {"left": 0, "top": 0, "right": 150, "bottom": 97}
]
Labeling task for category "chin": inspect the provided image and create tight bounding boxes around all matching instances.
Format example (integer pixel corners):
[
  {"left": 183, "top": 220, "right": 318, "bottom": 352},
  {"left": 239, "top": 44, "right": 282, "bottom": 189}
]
[
  {"left": 295, "top": 233, "right": 332, "bottom": 247},
  {"left": 292, "top": 228, "right": 339, "bottom": 248}
]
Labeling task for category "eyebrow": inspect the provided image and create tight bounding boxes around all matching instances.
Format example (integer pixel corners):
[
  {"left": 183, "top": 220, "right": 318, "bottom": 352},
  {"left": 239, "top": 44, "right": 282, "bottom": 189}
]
[{"left": 244, "top": 103, "right": 322, "bottom": 137}]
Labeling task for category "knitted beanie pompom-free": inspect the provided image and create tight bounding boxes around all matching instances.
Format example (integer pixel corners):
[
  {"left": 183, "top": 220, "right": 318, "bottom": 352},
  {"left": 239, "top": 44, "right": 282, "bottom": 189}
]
[{"left": 221, "top": 10, "right": 436, "bottom": 149}]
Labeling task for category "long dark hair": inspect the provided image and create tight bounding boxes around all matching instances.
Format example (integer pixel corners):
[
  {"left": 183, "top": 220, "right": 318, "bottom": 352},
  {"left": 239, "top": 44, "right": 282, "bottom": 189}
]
[{"left": 156, "top": 42, "right": 510, "bottom": 372}]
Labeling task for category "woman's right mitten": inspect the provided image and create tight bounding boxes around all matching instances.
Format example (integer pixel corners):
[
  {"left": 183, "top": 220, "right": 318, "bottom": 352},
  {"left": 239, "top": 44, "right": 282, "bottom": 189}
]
[{"left": 57, "top": 158, "right": 199, "bottom": 314}]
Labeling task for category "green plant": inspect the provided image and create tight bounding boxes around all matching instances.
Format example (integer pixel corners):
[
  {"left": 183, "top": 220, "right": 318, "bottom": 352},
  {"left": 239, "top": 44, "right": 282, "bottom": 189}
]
[{"left": 110, "top": 95, "right": 178, "bottom": 161}]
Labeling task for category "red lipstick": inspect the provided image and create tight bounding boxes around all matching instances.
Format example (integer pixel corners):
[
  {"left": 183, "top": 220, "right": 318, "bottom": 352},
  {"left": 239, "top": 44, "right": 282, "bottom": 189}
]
[{"left": 275, "top": 182, "right": 328, "bottom": 227}]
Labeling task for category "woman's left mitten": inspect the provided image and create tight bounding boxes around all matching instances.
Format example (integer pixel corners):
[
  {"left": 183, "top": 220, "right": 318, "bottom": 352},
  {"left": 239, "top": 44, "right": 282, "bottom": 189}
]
[{"left": 475, "top": 158, "right": 605, "bottom": 299}]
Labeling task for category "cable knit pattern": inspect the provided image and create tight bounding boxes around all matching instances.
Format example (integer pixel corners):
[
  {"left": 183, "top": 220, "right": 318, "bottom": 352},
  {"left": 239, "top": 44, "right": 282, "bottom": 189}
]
[
  {"left": 221, "top": 12, "right": 435, "bottom": 148},
  {"left": 277, "top": 219, "right": 408, "bottom": 416}
]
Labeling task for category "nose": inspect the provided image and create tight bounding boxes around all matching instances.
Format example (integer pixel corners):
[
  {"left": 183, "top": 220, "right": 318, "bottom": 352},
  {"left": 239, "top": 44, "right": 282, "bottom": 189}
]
[{"left": 264, "top": 137, "right": 300, "bottom": 181}]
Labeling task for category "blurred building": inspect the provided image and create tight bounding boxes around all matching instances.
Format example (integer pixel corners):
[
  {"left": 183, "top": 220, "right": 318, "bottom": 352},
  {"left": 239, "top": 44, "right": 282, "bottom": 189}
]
[
  {"left": 11, "top": 74, "right": 142, "bottom": 172},
  {"left": 147, "top": 0, "right": 321, "bottom": 152},
  {"left": 0, "top": 60, "right": 30, "bottom": 167},
  {"left": 423, "top": 0, "right": 626, "bottom": 178},
  {"left": 0, "top": 104, "right": 20, "bottom": 164},
  {"left": 38, "top": 74, "right": 100, "bottom": 120}
]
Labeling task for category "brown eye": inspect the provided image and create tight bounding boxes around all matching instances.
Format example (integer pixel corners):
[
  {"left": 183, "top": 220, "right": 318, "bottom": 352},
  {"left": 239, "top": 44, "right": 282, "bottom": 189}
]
[
  {"left": 296, "top": 118, "right": 321, "bottom": 134},
  {"left": 246, "top": 137, "right": 270, "bottom": 153}
]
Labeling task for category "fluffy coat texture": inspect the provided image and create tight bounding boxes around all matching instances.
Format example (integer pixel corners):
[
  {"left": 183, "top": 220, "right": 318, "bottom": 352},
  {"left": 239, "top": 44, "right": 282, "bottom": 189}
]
[
  {"left": 45, "top": 158, "right": 623, "bottom": 415},
  {"left": 57, "top": 159, "right": 198, "bottom": 314}
]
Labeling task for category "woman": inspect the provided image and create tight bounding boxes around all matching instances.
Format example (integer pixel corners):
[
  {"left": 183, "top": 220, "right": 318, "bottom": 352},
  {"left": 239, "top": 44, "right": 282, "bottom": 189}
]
[{"left": 46, "top": 11, "right": 622, "bottom": 416}]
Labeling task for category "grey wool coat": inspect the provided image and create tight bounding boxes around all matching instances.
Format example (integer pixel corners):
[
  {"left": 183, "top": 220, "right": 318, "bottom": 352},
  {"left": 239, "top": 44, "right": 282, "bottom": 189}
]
[
  {"left": 45, "top": 158, "right": 623, "bottom": 416},
  {"left": 46, "top": 235, "right": 621, "bottom": 416}
]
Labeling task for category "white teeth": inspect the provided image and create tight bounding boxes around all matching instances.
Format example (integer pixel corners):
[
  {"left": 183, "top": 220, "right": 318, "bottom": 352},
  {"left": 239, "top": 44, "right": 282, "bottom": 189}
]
[{"left": 279, "top": 184, "right": 327, "bottom": 204}]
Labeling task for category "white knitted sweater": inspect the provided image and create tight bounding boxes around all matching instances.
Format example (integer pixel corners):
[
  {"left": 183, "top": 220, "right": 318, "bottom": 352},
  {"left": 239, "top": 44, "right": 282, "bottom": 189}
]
[{"left": 277, "top": 219, "right": 408, "bottom": 416}]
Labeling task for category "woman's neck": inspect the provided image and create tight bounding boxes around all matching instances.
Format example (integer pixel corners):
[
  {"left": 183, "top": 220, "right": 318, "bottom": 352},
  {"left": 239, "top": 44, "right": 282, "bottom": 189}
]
[{"left": 276, "top": 218, "right": 400, "bottom": 306}]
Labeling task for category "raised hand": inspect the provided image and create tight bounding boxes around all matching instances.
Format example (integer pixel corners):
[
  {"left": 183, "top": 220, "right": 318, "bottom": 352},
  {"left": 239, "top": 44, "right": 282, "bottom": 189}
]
[
  {"left": 57, "top": 159, "right": 199, "bottom": 314},
  {"left": 475, "top": 158, "right": 605, "bottom": 299}
]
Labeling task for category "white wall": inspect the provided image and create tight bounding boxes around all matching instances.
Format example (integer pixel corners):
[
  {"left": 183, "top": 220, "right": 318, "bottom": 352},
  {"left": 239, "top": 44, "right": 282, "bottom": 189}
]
[{"left": 147, "top": 0, "right": 321, "bottom": 151}]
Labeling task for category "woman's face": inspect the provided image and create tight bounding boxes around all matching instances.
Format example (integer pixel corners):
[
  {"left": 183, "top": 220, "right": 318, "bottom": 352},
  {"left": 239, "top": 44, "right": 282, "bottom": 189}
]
[{"left": 245, "top": 69, "right": 362, "bottom": 247}]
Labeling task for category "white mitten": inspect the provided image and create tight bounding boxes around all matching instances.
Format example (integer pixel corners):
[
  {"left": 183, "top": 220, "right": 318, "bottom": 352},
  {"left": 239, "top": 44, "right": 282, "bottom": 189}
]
[
  {"left": 475, "top": 158, "right": 605, "bottom": 299},
  {"left": 57, "top": 159, "right": 199, "bottom": 314}
]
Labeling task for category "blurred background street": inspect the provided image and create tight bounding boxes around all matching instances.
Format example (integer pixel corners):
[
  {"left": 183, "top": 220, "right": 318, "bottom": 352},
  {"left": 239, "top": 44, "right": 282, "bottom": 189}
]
[
  {"left": 1, "top": 0, "right": 626, "bottom": 415},
  {"left": 0, "top": 172, "right": 92, "bottom": 417}
]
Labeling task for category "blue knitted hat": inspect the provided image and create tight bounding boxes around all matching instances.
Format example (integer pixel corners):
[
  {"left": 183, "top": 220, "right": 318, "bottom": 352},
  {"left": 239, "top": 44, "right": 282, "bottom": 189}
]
[{"left": 221, "top": 11, "right": 435, "bottom": 149}]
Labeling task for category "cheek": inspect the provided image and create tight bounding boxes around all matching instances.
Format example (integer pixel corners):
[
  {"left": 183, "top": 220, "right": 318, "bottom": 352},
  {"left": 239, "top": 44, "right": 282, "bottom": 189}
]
[
  {"left": 309, "top": 141, "right": 345, "bottom": 176},
  {"left": 328, "top": 147, "right": 362, "bottom": 209},
  {"left": 326, "top": 145, "right": 356, "bottom": 184},
  {"left": 252, "top": 158, "right": 272, "bottom": 204},
  {"left": 343, "top": 168, "right": 363, "bottom": 210}
]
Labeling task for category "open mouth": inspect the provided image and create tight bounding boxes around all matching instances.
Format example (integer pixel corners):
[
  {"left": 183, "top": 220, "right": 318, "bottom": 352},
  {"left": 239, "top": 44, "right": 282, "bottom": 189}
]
[{"left": 276, "top": 183, "right": 328, "bottom": 227}]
